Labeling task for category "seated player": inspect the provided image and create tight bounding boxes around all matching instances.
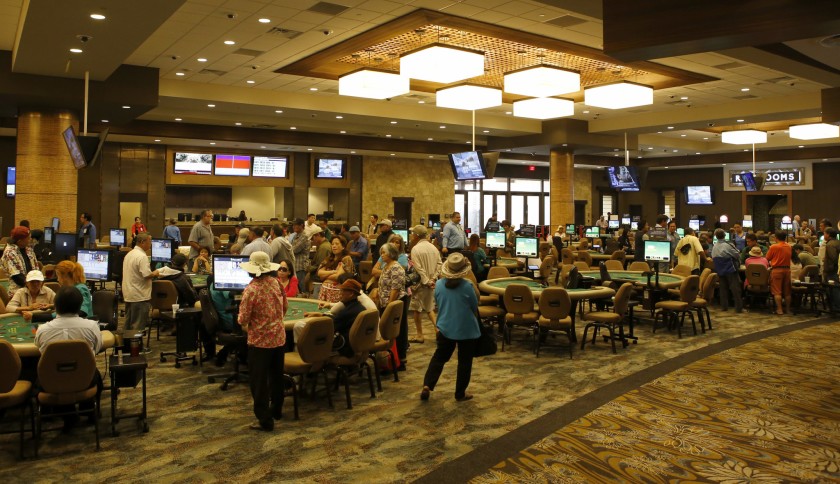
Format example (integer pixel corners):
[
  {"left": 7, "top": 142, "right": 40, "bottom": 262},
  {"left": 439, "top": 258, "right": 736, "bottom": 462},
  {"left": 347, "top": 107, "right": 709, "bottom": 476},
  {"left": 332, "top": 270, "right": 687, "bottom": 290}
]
[
  {"left": 305, "top": 279, "right": 368, "bottom": 356},
  {"left": 6, "top": 270, "right": 55, "bottom": 321},
  {"left": 297, "top": 276, "right": 376, "bottom": 343}
]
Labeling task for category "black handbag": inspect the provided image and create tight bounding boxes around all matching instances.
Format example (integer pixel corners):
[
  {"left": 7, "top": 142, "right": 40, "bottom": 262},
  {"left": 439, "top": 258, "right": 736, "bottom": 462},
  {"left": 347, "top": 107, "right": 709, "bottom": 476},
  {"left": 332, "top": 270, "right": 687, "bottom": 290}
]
[{"left": 474, "top": 322, "right": 497, "bottom": 357}]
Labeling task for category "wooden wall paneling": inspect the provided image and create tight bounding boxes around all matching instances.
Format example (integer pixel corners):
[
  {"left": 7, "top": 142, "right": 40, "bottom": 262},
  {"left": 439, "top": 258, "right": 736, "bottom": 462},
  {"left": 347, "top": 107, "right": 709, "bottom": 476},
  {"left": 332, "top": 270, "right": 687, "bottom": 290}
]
[
  {"left": 292, "top": 152, "right": 309, "bottom": 218},
  {"left": 147, "top": 144, "right": 166, "bottom": 235},
  {"left": 99, "top": 143, "right": 121, "bottom": 232},
  {"left": 76, "top": 154, "right": 102, "bottom": 232},
  {"left": 119, "top": 146, "right": 149, "bottom": 193},
  {"left": 347, "top": 154, "right": 362, "bottom": 227},
  {"left": 328, "top": 188, "right": 349, "bottom": 224},
  {"left": 0, "top": 137, "right": 17, "bottom": 235}
]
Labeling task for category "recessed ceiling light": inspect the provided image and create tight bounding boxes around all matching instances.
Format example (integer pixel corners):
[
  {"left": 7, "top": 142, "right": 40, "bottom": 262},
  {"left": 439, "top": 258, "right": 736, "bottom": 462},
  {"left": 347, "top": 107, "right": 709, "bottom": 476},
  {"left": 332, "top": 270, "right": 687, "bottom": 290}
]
[
  {"left": 122, "top": 105, "right": 130, "bottom": 109},
  {"left": 582, "top": 110, "right": 589, "bottom": 114},
  {"left": 290, "top": 126, "right": 296, "bottom": 130},
  {"left": 390, "top": 121, "right": 397, "bottom": 124},
  {"left": 335, "top": 115, "right": 343, "bottom": 119},
  {"left": 235, "top": 122, "right": 242, "bottom": 126},
  {"left": 385, "top": 134, "right": 392, "bottom": 138},
  {"left": 722, "top": 163, "right": 726, "bottom": 166},
  {"left": 429, "top": 155, "right": 434, "bottom": 158},
  {"left": 769, "top": 161, "right": 774, "bottom": 164},
  {"left": 483, "top": 130, "right": 490, "bottom": 133},
  {"left": 672, "top": 149, "right": 678, "bottom": 152},
  {"left": 309, "top": 87, "right": 318, "bottom": 91},
  {"left": 648, "top": 147, "right": 653, "bottom": 150},
  {"left": 101, "top": 119, "right": 109, "bottom": 123},
  {"left": 210, "top": 142, "right": 216, "bottom": 145},
  {"left": 680, "top": 96, "right": 688, "bottom": 100},
  {"left": 664, "top": 166, "right": 669, "bottom": 169},
  {"left": 260, "top": 146, "right": 266, "bottom": 149},
  {"left": 154, "top": 139, "right": 161, "bottom": 142},
  {"left": 667, "top": 126, "right": 674, "bottom": 129},
  {"left": 737, "top": 119, "right": 744, "bottom": 122},
  {"left": 390, "top": 153, "right": 395, "bottom": 156},
  {"left": 741, "top": 87, "right": 750, "bottom": 92},
  {"left": 90, "top": 13, "right": 106, "bottom": 20},
  {"left": 70, "top": 48, "right": 83, "bottom": 53},
  {"left": 680, "top": 134, "right": 686, "bottom": 137},
  {"left": 418, "top": 100, "right": 425, "bottom": 104},
  {"left": 614, "top": 154, "right": 619, "bottom": 157},
  {"left": 798, "top": 145, "right": 804, "bottom": 148},
  {"left": 340, "top": 130, "right": 346, "bottom": 134},
  {"left": 197, "top": 58, "right": 207, "bottom": 62},
  {"left": 307, "top": 148, "right": 312, "bottom": 151},
  {"left": 275, "top": 110, "right": 283, "bottom": 114},
  {"left": 246, "top": 80, "right": 255, "bottom": 84},
  {"left": 466, "top": 141, "right": 471, "bottom": 144},
  {"left": 439, "top": 125, "right": 446, "bottom": 129},
  {"left": 258, "top": 18, "right": 271, "bottom": 23},
  {"left": 657, "top": 131, "right": 662, "bottom": 134},
  {"left": 224, "top": 40, "right": 235, "bottom": 45},
  {"left": 207, "top": 104, "right": 215, "bottom": 108},
  {"left": 695, "top": 152, "right": 700, "bottom": 155},
  {"left": 505, "top": 111, "right": 512, "bottom": 115},
  {"left": 427, "top": 138, "right": 433, "bottom": 141},
  {"left": 350, "top": 151, "right": 356, "bottom": 154},
  {"left": 176, "top": 72, "right": 185, "bottom": 76},
  {"left": 703, "top": 137, "right": 709, "bottom": 140},
  {"left": 175, "top": 118, "right": 182, "bottom": 121}
]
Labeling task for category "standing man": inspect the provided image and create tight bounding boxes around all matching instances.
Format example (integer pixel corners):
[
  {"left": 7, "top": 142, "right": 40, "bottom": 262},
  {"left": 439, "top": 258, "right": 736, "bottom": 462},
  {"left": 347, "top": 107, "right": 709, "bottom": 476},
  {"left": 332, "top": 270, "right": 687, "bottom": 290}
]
[
  {"left": 674, "top": 227, "right": 706, "bottom": 275},
  {"left": 78, "top": 212, "right": 96, "bottom": 249},
  {"left": 163, "top": 218, "right": 181, "bottom": 246},
  {"left": 373, "top": 219, "right": 394, "bottom": 258},
  {"left": 409, "top": 225, "right": 441, "bottom": 344},
  {"left": 308, "top": 228, "right": 330, "bottom": 284},
  {"left": 821, "top": 228, "right": 840, "bottom": 312},
  {"left": 711, "top": 229, "right": 743, "bottom": 313},
  {"left": 633, "top": 220, "right": 649, "bottom": 262},
  {"left": 269, "top": 224, "right": 294, "bottom": 272},
  {"left": 241, "top": 227, "right": 271, "bottom": 256},
  {"left": 1, "top": 226, "right": 38, "bottom": 293},
  {"left": 366, "top": 215, "right": 379, "bottom": 236},
  {"left": 441, "top": 211, "right": 468, "bottom": 256},
  {"left": 347, "top": 226, "right": 369, "bottom": 272},
  {"left": 123, "top": 233, "right": 159, "bottom": 333},
  {"left": 305, "top": 213, "right": 317, "bottom": 230},
  {"left": 188, "top": 209, "right": 215, "bottom": 265},
  {"left": 667, "top": 221, "right": 680, "bottom": 265},
  {"left": 765, "top": 231, "right": 792, "bottom": 315},
  {"left": 291, "top": 218, "right": 311, "bottom": 294}
]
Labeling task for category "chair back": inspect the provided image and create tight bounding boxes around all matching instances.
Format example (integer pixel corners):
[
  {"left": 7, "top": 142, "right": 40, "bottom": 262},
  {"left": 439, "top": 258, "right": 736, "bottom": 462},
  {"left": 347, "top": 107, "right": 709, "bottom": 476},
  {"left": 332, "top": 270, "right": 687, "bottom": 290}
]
[
  {"left": 37, "top": 341, "right": 96, "bottom": 395},
  {"left": 678, "top": 275, "right": 701, "bottom": 303},
  {"left": 610, "top": 249, "right": 626, "bottom": 262},
  {"left": 358, "top": 260, "right": 373, "bottom": 284},
  {"left": 672, "top": 264, "right": 692, "bottom": 277},
  {"left": 538, "top": 256, "right": 555, "bottom": 283},
  {"left": 42, "top": 264, "right": 56, "bottom": 280},
  {"left": 599, "top": 261, "right": 612, "bottom": 283},
  {"left": 745, "top": 264, "right": 770, "bottom": 287},
  {"left": 698, "top": 267, "right": 712, "bottom": 288},
  {"left": 91, "top": 290, "right": 118, "bottom": 330},
  {"left": 613, "top": 282, "right": 634, "bottom": 316},
  {"left": 151, "top": 280, "right": 179, "bottom": 310},
  {"left": 573, "top": 261, "right": 589, "bottom": 272},
  {"left": 487, "top": 266, "right": 510, "bottom": 280},
  {"left": 220, "top": 234, "right": 230, "bottom": 243},
  {"left": 604, "top": 259, "right": 623, "bottom": 271},
  {"left": 378, "top": 300, "right": 404, "bottom": 341},
  {"left": 799, "top": 264, "right": 819, "bottom": 279},
  {"left": 702, "top": 273, "right": 718, "bottom": 300},
  {"left": 503, "top": 284, "right": 535, "bottom": 315},
  {"left": 628, "top": 261, "right": 651, "bottom": 272},
  {"left": 0, "top": 340, "right": 22, "bottom": 393},
  {"left": 537, "top": 287, "right": 571, "bottom": 320},
  {"left": 348, "top": 309, "right": 380, "bottom": 356},
  {"left": 560, "top": 247, "right": 575, "bottom": 265},
  {"left": 557, "top": 264, "right": 575, "bottom": 285},
  {"left": 538, "top": 242, "right": 552, "bottom": 260},
  {"left": 296, "top": 316, "right": 334, "bottom": 364},
  {"left": 549, "top": 246, "right": 560, "bottom": 264},
  {"left": 199, "top": 290, "right": 220, "bottom": 336},
  {"left": 802, "top": 245, "right": 815, "bottom": 255},
  {"left": 45, "top": 282, "right": 61, "bottom": 294},
  {"left": 576, "top": 251, "right": 593, "bottom": 268},
  {"left": 0, "top": 284, "right": 10, "bottom": 306}
]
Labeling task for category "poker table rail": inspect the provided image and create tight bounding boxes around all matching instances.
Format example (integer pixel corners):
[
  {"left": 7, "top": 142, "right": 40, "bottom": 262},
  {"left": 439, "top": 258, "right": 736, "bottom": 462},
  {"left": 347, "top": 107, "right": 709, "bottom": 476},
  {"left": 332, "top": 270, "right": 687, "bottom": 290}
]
[
  {"left": 479, "top": 277, "right": 616, "bottom": 301},
  {"left": 0, "top": 313, "right": 116, "bottom": 357},
  {"left": 578, "top": 270, "right": 685, "bottom": 289}
]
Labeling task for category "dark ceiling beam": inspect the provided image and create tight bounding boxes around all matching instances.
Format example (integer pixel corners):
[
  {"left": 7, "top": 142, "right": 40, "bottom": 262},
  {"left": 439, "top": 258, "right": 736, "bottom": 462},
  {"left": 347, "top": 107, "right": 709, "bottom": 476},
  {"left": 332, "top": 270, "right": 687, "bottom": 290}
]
[
  {"left": 823, "top": 87, "right": 840, "bottom": 123},
  {"left": 487, "top": 118, "right": 637, "bottom": 155},
  {"left": 603, "top": 0, "right": 840, "bottom": 62},
  {"left": 575, "top": 145, "right": 840, "bottom": 167}
]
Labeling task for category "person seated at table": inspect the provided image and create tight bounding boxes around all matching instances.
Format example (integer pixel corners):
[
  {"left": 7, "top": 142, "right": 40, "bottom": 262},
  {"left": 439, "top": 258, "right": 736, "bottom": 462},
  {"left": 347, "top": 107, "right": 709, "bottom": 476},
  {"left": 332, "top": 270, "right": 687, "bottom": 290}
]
[
  {"left": 297, "top": 276, "right": 377, "bottom": 344},
  {"left": 468, "top": 233, "right": 488, "bottom": 281},
  {"left": 54, "top": 260, "right": 93, "bottom": 318},
  {"left": 793, "top": 244, "right": 819, "bottom": 271},
  {"left": 315, "top": 279, "right": 367, "bottom": 357},
  {"left": 276, "top": 258, "right": 298, "bottom": 298},
  {"left": 6, "top": 270, "right": 55, "bottom": 321},
  {"left": 160, "top": 253, "right": 198, "bottom": 308},
  {"left": 191, "top": 247, "right": 212, "bottom": 274},
  {"left": 34, "top": 285, "right": 103, "bottom": 430},
  {"left": 207, "top": 274, "right": 245, "bottom": 367},
  {"left": 740, "top": 233, "right": 768, "bottom": 265},
  {"left": 577, "top": 238, "right": 590, "bottom": 251}
]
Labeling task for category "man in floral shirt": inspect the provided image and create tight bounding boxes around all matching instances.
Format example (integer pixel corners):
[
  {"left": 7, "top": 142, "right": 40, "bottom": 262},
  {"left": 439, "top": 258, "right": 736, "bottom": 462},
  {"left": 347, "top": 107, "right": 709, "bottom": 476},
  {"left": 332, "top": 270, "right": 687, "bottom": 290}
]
[
  {"left": 238, "top": 251, "right": 287, "bottom": 431},
  {"left": 1, "top": 226, "right": 39, "bottom": 293}
]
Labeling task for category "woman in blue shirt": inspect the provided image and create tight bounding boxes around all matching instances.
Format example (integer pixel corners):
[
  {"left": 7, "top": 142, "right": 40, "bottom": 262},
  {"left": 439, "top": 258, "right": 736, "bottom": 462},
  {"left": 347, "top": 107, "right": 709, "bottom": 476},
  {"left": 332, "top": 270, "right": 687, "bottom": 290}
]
[
  {"left": 420, "top": 253, "right": 480, "bottom": 402},
  {"left": 55, "top": 260, "right": 93, "bottom": 318}
]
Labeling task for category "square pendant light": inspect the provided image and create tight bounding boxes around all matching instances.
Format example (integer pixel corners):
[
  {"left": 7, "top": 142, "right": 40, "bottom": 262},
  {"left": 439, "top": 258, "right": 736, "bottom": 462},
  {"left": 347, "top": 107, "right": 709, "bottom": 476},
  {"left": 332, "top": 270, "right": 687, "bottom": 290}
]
[
  {"left": 400, "top": 43, "right": 485, "bottom": 84},
  {"left": 339, "top": 68, "right": 409, "bottom": 100},
  {"left": 584, "top": 81, "right": 653, "bottom": 109},
  {"left": 789, "top": 122, "right": 839, "bottom": 140},
  {"left": 513, "top": 97, "right": 574, "bottom": 119},
  {"left": 504, "top": 66, "right": 580, "bottom": 97},
  {"left": 721, "top": 129, "right": 767, "bottom": 144},
  {"left": 436, "top": 84, "right": 502, "bottom": 111}
]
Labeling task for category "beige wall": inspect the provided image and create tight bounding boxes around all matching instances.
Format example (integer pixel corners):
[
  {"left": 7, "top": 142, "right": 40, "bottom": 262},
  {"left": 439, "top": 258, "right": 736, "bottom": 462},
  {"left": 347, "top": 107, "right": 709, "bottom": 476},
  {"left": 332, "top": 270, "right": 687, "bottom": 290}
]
[
  {"left": 362, "top": 156, "right": 454, "bottom": 226},
  {"left": 574, "top": 168, "right": 593, "bottom": 224},
  {"left": 229, "top": 186, "right": 276, "bottom": 221}
]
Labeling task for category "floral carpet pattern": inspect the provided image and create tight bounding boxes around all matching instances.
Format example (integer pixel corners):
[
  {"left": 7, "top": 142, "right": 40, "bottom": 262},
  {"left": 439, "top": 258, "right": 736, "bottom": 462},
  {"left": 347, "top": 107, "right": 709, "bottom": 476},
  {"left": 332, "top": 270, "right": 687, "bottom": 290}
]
[{"left": 474, "top": 322, "right": 840, "bottom": 483}]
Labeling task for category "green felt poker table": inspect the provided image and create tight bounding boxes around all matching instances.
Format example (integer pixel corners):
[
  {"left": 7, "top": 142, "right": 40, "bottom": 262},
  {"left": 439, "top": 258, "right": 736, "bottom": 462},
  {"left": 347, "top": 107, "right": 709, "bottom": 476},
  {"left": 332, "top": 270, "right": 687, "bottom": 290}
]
[
  {"left": 478, "top": 277, "right": 615, "bottom": 301},
  {"left": 283, "top": 297, "right": 331, "bottom": 330},
  {"left": 0, "top": 279, "right": 9, "bottom": 291},
  {"left": 579, "top": 270, "right": 684, "bottom": 289},
  {"left": 0, "top": 313, "right": 116, "bottom": 357},
  {"left": 495, "top": 257, "right": 524, "bottom": 271},
  {"left": 189, "top": 273, "right": 209, "bottom": 289}
]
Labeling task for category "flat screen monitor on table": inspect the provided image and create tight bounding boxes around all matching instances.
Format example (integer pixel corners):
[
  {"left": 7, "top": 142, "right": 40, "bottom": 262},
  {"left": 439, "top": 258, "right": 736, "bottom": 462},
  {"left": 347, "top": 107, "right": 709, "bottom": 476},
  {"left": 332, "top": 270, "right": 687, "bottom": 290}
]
[
  {"left": 565, "top": 224, "right": 576, "bottom": 235},
  {"left": 485, "top": 231, "right": 506, "bottom": 249},
  {"left": 630, "top": 222, "right": 638, "bottom": 230},
  {"left": 608, "top": 219, "right": 620, "bottom": 229},
  {"left": 514, "top": 237, "right": 538, "bottom": 258},
  {"left": 585, "top": 226, "right": 600, "bottom": 238},
  {"left": 781, "top": 222, "right": 793, "bottom": 230},
  {"left": 76, "top": 249, "right": 110, "bottom": 281},
  {"left": 151, "top": 238, "right": 173, "bottom": 263},
  {"left": 644, "top": 240, "right": 672, "bottom": 262},
  {"left": 743, "top": 220, "right": 753, "bottom": 228},
  {"left": 109, "top": 228, "right": 126, "bottom": 247},
  {"left": 621, "top": 217, "right": 631, "bottom": 225},
  {"left": 212, "top": 255, "right": 252, "bottom": 292},
  {"left": 43, "top": 227, "right": 54, "bottom": 244},
  {"left": 54, "top": 233, "right": 76, "bottom": 261}
]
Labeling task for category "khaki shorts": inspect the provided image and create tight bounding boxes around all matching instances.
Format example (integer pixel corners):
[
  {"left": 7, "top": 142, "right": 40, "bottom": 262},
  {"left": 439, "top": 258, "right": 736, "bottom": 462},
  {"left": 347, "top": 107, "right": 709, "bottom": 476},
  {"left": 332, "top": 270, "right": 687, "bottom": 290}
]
[{"left": 409, "top": 285, "right": 435, "bottom": 313}]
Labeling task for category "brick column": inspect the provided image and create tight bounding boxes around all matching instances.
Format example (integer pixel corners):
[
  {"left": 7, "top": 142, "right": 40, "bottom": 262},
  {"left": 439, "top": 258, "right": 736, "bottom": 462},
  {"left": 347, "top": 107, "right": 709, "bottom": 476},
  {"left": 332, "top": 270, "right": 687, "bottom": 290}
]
[{"left": 549, "top": 148, "right": 575, "bottom": 230}]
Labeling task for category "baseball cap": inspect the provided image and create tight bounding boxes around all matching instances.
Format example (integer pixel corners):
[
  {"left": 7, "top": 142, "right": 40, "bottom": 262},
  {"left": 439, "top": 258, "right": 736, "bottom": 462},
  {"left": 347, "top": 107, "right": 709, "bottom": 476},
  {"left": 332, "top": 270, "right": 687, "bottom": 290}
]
[
  {"left": 26, "top": 270, "right": 45, "bottom": 282},
  {"left": 349, "top": 226, "right": 361, "bottom": 232},
  {"left": 411, "top": 225, "right": 428, "bottom": 237},
  {"left": 379, "top": 219, "right": 393, "bottom": 227}
]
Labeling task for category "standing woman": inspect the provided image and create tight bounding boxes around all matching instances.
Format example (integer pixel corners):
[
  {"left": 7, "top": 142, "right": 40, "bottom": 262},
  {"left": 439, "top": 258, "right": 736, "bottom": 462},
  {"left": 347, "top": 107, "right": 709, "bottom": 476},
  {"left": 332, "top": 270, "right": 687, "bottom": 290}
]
[
  {"left": 238, "top": 251, "right": 287, "bottom": 432},
  {"left": 377, "top": 242, "right": 408, "bottom": 368},
  {"left": 54, "top": 261, "right": 93, "bottom": 318},
  {"left": 276, "top": 258, "right": 299, "bottom": 298},
  {"left": 131, "top": 217, "right": 147, "bottom": 237},
  {"left": 420, "top": 253, "right": 480, "bottom": 402},
  {"left": 317, "top": 236, "right": 355, "bottom": 303}
]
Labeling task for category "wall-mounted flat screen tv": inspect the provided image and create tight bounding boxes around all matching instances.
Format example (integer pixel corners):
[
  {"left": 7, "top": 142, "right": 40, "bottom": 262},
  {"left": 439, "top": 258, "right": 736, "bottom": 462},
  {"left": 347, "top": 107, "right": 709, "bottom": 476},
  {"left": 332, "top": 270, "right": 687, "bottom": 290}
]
[
  {"left": 448, "top": 151, "right": 487, "bottom": 181},
  {"left": 314, "top": 158, "right": 346, "bottom": 179},
  {"left": 253, "top": 156, "right": 288, "bottom": 178},
  {"left": 174, "top": 152, "right": 213, "bottom": 175},
  {"left": 685, "top": 186, "right": 714, "bottom": 205},
  {"left": 6, "top": 167, "right": 15, "bottom": 198},
  {"left": 606, "top": 166, "right": 640, "bottom": 191},
  {"left": 214, "top": 154, "right": 251, "bottom": 176},
  {"left": 62, "top": 126, "right": 87, "bottom": 169}
]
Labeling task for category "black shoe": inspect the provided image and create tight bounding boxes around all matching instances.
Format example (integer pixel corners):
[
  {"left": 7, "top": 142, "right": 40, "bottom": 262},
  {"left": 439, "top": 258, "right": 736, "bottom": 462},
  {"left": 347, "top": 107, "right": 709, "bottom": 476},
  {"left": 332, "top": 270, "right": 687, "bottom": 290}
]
[
  {"left": 396, "top": 364, "right": 406, "bottom": 372},
  {"left": 249, "top": 421, "right": 273, "bottom": 431},
  {"left": 201, "top": 354, "right": 216, "bottom": 363}
]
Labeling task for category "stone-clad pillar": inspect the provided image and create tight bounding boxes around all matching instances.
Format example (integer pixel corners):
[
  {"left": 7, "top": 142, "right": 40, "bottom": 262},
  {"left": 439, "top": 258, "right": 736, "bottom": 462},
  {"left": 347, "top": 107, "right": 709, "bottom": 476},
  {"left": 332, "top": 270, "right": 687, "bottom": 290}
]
[
  {"left": 15, "top": 109, "right": 79, "bottom": 231},
  {"left": 549, "top": 148, "right": 574, "bottom": 230}
]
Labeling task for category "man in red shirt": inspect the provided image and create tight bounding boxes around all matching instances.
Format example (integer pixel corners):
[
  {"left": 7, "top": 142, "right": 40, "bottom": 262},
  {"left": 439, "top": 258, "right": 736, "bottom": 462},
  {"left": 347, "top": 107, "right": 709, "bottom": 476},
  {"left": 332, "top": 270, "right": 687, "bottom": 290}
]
[{"left": 765, "top": 231, "right": 792, "bottom": 315}]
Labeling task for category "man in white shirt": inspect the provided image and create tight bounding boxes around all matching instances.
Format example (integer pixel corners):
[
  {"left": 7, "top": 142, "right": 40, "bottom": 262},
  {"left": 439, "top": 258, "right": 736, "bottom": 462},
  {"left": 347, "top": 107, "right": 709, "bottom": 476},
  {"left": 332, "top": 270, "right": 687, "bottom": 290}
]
[
  {"left": 35, "top": 286, "right": 102, "bottom": 354},
  {"left": 409, "top": 225, "right": 441, "bottom": 344},
  {"left": 123, "top": 233, "right": 160, "bottom": 331}
]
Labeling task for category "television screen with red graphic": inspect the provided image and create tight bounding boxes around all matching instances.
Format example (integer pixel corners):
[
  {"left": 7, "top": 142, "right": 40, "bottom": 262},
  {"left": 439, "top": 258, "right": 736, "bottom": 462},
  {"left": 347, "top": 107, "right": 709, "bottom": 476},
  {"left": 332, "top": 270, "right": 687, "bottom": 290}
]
[{"left": 214, "top": 154, "right": 251, "bottom": 176}]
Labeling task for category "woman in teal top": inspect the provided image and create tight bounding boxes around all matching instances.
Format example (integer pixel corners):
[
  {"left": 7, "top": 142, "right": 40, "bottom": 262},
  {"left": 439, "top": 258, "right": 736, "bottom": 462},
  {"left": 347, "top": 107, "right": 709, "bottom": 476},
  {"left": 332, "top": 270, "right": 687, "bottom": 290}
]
[
  {"left": 468, "top": 234, "right": 488, "bottom": 281},
  {"left": 55, "top": 260, "right": 93, "bottom": 318},
  {"left": 420, "top": 253, "right": 480, "bottom": 402}
]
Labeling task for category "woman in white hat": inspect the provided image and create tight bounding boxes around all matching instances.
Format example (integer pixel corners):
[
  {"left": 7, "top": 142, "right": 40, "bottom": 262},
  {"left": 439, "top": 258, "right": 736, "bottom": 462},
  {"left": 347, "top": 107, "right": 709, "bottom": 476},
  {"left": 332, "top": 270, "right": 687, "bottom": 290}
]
[
  {"left": 420, "top": 252, "right": 481, "bottom": 402},
  {"left": 237, "top": 251, "right": 287, "bottom": 431}
]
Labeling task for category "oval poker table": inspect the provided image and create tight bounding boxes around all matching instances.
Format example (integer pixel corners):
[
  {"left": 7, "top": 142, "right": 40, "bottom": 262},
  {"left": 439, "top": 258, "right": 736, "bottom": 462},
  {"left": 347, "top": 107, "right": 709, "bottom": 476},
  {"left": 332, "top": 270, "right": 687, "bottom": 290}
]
[
  {"left": 581, "top": 250, "right": 612, "bottom": 262},
  {"left": 0, "top": 313, "right": 116, "bottom": 357},
  {"left": 283, "top": 297, "right": 331, "bottom": 330},
  {"left": 579, "top": 270, "right": 684, "bottom": 289},
  {"left": 495, "top": 257, "right": 524, "bottom": 271},
  {"left": 188, "top": 273, "right": 209, "bottom": 289},
  {"left": 479, "top": 276, "right": 615, "bottom": 302}
]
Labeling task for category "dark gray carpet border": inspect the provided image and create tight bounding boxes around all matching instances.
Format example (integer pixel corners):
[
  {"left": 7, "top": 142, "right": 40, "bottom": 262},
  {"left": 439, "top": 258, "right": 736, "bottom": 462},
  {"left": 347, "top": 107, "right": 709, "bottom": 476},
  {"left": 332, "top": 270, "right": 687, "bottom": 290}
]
[{"left": 415, "top": 315, "right": 839, "bottom": 484}]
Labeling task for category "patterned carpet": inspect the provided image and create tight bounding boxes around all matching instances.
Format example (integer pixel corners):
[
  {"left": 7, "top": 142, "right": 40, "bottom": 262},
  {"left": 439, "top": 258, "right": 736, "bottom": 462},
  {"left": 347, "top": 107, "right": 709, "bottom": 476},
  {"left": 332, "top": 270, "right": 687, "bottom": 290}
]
[
  {"left": 0, "top": 299, "right": 837, "bottom": 482},
  {"left": 473, "top": 322, "right": 840, "bottom": 483}
]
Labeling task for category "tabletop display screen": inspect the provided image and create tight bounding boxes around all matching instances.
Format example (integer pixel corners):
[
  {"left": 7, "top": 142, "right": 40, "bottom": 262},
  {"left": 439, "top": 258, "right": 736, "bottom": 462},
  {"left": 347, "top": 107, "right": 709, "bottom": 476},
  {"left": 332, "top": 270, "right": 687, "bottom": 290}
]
[
  {"left": 214, "top": 154, "right": 251, "bottom": 176},
  {"left": 780, "top": 222, "right": 793, "bottom": 230},
  {"left": 485, "top": 231, "right": 506, "bottom": 249},
  {"left": 77, "top": 249, "right": 110, "bottom": 281},
  {"left": 54, "top": 233, "right": 76, "bottom": 261},
  {"left": 109, "top": 228, "right": 126, "bottom": 247},
  {"left": 514, "top": 237, "right": 538, "bottom": 258},
  {"left": 448, "top": 151, "right": 487, "bottom": 181},
  {"left": 585, "top": 226, "right": 600, "bottom": 238},
  {"left": 630, "top": 222, "right": 638, "bottom": 230},
  {"left": 685, "top": 185, "right": 713, "bottom": 205},
  {"left": 151, "top": 238, "right": 172, "bottom": 263},
  {"left": 565, "top": 224, "right": 576, "bottom": 235},
  {"left": 252, "top": 156, "right": 288, "bottom": 178},
  {"left": 676, "top": 228, "right": 685, "bottom": 237},
  {"left": 644, "top": 240, "right": 672, "bottom": 262},
  {"left": 621, "top": 217, "right": 631, "bottom": 225},
  {"left": 742, "top": 220, "right": 753, "bottom": 228},
  {"left": 212, "top": 255, "right": 252, "bottom": 291},
  {"left": 314, "top": 158, "right": 345, "bottom": 179},
  {"left": 689, "top": 219, "right": 700, "bottom": 231},
  {"left": 43, "top": 226, "right": 54, "bottom": 244},
  {"left": 608, "top": 219, "right": 619, "bottom": 229},
  {"left": 391, "top": 229, "right": 408, "bottom": 241},
  {"left": 6, "top": 167, "right": 15, "bottom": 197},
  {"left": 174, "top": 152, "right": 213, "bottom": 175}
]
